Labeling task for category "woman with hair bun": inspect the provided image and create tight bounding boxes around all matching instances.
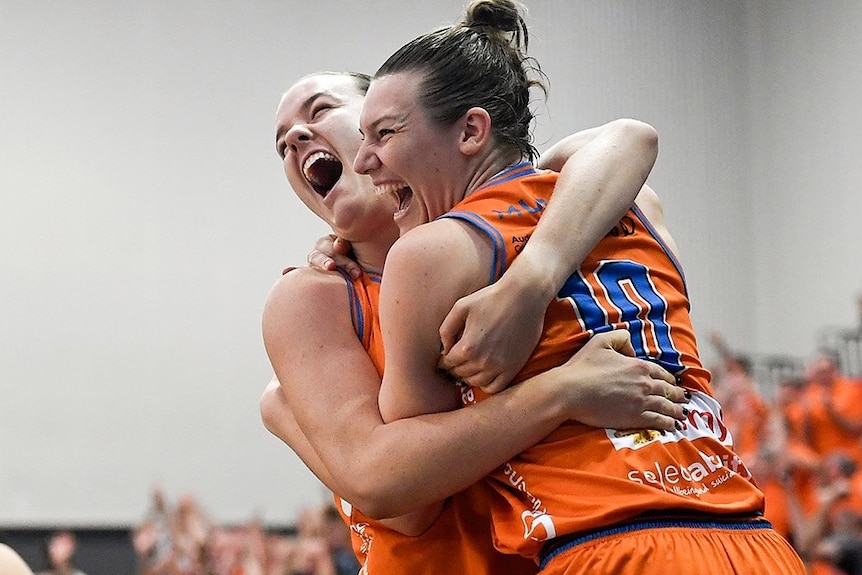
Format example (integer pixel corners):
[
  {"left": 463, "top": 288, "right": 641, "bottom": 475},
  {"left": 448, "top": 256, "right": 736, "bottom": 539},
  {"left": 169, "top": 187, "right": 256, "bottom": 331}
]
[{"left": 355, "top": 1, "right": 807, "bottom": 573}]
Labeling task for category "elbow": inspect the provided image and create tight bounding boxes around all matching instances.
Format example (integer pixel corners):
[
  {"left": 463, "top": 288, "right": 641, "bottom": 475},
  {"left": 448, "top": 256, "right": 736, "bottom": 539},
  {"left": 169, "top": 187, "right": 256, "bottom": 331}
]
[
  {"left": 259, "top": 379, "right": 283, "bottom": 437},
  {"left": 339, "top": 470, "right": 417, "bottom": 520},
  {"left": 614, "top": 118, "right": 659, "bottom": 162}
]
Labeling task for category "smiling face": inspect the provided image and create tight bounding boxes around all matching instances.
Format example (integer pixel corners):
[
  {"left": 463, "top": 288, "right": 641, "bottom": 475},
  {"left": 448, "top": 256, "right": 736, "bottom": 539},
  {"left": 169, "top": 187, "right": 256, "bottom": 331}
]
[
  {"left": 275, "top": 74, "right": 399, "bottom": 243},
  {"left": 353, "top": 71, "right": 470, "bottom": 235}
]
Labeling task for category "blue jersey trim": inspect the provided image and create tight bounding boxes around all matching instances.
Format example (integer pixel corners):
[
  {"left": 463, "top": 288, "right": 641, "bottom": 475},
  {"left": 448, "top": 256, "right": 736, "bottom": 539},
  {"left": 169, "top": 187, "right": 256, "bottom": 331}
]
[
  {"left": 539, "top": 517, "right": 773, "bottom": 570},
  {"left": 438, "top": 211, "right": 507, "bottom": 284},
  {"left": 477, "top": 161, "right": 536, "bottom": 192},
  {"left": 630, "top": 203, "right": 689, "bottom": 298},
  {"left": 338, "top": 268, "right": 381, "bottom": 341}
]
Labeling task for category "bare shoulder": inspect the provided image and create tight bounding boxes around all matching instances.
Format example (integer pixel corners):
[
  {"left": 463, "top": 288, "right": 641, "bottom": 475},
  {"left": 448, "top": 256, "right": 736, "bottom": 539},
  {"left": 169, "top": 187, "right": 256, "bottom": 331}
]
[
  {"left": 634, "top": 184, "right": 663, "bottom": 221},
  {"left": 265, "top": 267, "right": 350, "bottom": 312},
  {"left": 386, "top": 218, "right": 489, "bottom": 276},
  {"left": 262, "top": 267, "right": 355, "bottom": 342},
  {"left": 634, "top": 185, "right": 681, "bottom": 258},
  {"left": 389, "top": 219, "right": 466, "bottom": 254}
]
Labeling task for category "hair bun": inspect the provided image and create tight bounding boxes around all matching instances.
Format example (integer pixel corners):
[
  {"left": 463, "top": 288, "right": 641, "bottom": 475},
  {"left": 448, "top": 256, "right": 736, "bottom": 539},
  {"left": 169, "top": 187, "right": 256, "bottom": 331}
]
[{"left": 464, "top": 0, "right": 521, "bottom": 33}]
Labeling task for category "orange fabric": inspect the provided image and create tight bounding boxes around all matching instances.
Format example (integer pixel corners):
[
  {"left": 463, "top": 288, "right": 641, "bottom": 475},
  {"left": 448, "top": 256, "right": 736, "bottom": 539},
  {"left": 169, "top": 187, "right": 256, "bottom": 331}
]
[
  {"left": 721, "top": 382, "right": 770, "bottom": 462},
  {"left": 335, "top": 269, "right": 537, "bottom": 575},
  {"left": 807, "top": 560, "right": 840, "bottom": 575},
  {"left": 538, "top": 522, "right": 805, "bottom": 575},
  {"left": 443, "top": 163, "right": 793, "bottom": 568},
  {"left": 343, "top": 269, "right": 385, "bottom": 375},
  {"left": 759, "top": 476, "right": 793, "bottom": 541},
  {"left": 800, "top": 376, "right": 862, "bottom": 466}
]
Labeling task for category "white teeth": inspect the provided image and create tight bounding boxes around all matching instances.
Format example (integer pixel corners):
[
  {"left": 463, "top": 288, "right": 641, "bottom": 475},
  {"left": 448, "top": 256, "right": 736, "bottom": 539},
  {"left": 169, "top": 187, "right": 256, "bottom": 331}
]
[
  {"left": 303, "top": 151, "right": 337, "bottom": 179},
  {"left": 374, "top": 182, "right": 407, "bottom": 196}
]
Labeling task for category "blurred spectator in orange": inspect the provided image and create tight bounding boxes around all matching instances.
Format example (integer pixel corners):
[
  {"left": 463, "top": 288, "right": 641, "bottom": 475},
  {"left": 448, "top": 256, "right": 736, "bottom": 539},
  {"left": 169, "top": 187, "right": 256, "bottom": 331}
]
[
  {"left": 799, "top": 351, "right": 862, "bottom": 467},
  {"left": 708, "top": 332, "right": 770, "bottom": 462}
]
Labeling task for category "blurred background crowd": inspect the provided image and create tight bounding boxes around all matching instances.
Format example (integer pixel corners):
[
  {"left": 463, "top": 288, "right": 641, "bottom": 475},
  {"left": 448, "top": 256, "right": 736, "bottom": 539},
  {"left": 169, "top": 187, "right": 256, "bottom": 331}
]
[
  {"left": 127, "top": 487, "right": 359, "bottom": 575},
  {"left": 6, "top": 489, "right": 360, "bottom": 575},
  {"left": 706, "top": 292, "right": 862, "bottom": 575}
]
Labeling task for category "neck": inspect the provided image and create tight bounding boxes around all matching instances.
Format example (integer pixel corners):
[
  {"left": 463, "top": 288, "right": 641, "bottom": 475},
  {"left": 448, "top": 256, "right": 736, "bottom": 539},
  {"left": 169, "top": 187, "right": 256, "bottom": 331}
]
[{"left": 463, "top": 149, "right": 523, "bottom": 198}]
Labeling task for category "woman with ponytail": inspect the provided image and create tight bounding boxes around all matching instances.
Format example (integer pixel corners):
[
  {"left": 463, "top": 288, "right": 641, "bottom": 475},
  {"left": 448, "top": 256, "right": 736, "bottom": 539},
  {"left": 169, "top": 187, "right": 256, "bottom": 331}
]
[{"left": 355, "top": 1, "right": 807, "bottom": 573}]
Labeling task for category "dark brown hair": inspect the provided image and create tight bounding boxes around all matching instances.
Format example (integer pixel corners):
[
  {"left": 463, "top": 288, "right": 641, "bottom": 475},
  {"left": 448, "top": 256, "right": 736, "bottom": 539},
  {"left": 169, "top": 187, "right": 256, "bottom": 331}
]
[{"left": 374, "top": 0, "right": 547, "bottom": 161}]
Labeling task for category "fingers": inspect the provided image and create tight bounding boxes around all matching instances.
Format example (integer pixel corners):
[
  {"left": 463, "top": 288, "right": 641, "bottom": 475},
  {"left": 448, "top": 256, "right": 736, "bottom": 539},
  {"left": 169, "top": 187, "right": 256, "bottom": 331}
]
[
  {"left": 477, "top": 374, "right": 510, "bottom": 394},
  {"left": 635, "top": 412, "right": 680, "bottom": 432},
  {"left": 589, "top": 330, "right": 636, "bottom": 357},
  {"left": 436, "top": 352, "right": 482, "bottom": 383},
  {"left": 332, "top": 237, "right": 353, "bottom": 255},
  {"left": 330, "top": 253, "right": 363, "bottom": 278},
  {"left": 641, "top": 357, "right": 676, "bottom": 385},
  {"left": 306, "top": 248, "right": 362, "bottom": 277},
  {"left": 307, "top": 249, "right": 337, "bottom": 272},
  {"left": 642, "top": 382, "right": 693, "bottom": 430},
  {"left": 439, "top": 302, "right": 467, "bottom": 355},
  {"left": 436, "top": 352, "right": 507, "bottom": 393},
  {"left": 655, "top": 380, "right": 690, "bottom": 403}
]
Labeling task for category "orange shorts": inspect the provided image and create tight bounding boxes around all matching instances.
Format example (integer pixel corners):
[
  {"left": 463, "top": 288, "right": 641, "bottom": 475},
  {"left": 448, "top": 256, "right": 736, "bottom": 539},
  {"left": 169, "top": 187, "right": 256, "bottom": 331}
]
[{"left": 539, "top": 519, "right": 805, "bottom": 575}]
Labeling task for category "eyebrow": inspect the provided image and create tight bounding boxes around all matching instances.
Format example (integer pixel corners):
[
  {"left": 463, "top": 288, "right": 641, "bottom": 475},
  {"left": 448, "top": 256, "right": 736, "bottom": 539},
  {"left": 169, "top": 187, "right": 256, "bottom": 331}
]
[
  {"left": 274, "top": 91, "right": 332, "bottom": 147},
  {"left": 363, "top": 112, "right": 403, "bottom": 137}
]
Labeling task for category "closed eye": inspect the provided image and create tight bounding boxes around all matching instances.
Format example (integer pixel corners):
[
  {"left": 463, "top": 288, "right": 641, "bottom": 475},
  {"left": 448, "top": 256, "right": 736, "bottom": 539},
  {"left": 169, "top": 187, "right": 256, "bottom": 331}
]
[{"left": 311, "top": 103, "right": 333, "bottom": 119}]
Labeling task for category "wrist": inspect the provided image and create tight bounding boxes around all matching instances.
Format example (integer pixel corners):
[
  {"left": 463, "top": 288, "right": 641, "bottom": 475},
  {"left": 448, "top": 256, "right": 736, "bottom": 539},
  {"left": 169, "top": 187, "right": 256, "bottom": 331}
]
[
  {"left": 533, "top": 366, "right": 583, "bottom": 425},
  {"left": 506, "top": 243, "right": 563, "bottom": 303}
]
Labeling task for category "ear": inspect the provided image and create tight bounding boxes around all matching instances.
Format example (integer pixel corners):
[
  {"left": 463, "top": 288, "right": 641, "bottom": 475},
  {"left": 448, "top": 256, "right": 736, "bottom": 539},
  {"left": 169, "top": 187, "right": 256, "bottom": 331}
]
[{"left": 458, "top": 107, "right": 492, "bottom": 156}]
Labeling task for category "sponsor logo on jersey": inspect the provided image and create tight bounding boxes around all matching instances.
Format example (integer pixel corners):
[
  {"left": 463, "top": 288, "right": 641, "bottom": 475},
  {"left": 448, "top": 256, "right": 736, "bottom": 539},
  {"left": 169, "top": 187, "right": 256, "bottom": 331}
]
[
  {"left": 491, "top": 198, "right": 547, "bottom": 220},
  {"left": 609, "top": 215, "right": 637, "bottom": 237},
  {"left": 503, "top": 462, "right": 544, "bottom": 512},
  {"left": 521, "top": 510, "right": 557, "bottom": 541},
  {"left": 626, "top": 449, "right": 750, "bottom": 495},
  {"left": 512, "top": 233, "right": 531, "bottom": 253},
  {"left": 605, "top": 391, "right": 732, "bottom": 450}
]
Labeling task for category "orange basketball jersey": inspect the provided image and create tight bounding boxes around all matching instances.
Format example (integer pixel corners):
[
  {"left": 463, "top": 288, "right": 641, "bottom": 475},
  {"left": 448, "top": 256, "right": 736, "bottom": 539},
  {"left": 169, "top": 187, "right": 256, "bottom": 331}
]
[
  {"left": 332, "top": 269, "right": 537, "bottom": 575},
  {"left": 441, "top": 162, "right": 766, "bottom": 561}
]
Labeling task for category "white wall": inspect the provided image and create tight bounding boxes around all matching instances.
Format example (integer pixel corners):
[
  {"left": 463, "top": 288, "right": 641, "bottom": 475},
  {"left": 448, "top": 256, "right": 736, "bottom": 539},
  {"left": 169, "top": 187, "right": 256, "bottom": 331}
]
[
  {"left": 746, "top": 1, "right": 862, "bottom": 356},
  {"left": 1, "top": 0, "right": 859, "bottom": 527}
]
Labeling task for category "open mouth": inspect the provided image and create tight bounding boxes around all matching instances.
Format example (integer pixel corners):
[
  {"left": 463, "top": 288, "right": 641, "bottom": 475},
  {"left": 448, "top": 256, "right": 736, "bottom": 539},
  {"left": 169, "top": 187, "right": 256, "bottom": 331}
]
[
  {"left": 395, "top": 186, "right": 412, "bottom": 213},
  {"left": 303, "top": 152, "right": 343, "bottom": 198},
  {"left": 376, "top": 182, "right": 412, "bottom": 214}
]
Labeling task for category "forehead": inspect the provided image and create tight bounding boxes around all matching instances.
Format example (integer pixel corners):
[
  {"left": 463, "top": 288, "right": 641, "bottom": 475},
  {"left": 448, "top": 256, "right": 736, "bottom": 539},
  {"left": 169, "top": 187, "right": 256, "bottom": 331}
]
[
  {"left": 278, "top": 74, "right": 362, "bottom": 115},
  {"left": 361, "top": 72, "right": 421, "bottom": 126}
]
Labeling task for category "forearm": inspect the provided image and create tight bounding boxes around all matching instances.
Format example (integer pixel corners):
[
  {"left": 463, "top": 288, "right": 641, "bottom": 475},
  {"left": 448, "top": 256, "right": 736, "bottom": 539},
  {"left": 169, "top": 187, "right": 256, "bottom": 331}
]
[
  {"left": 268, "top": 357, "right": 565, "bottom": 519},
  {"left": 523, "top": 118, "right": 658, "bottom": 299},
  {"left": 260, "top": 379, "right": 342, "bottom": 493},
  {"left": 344, "top": 370, "right": 571, "bottom": 518}
]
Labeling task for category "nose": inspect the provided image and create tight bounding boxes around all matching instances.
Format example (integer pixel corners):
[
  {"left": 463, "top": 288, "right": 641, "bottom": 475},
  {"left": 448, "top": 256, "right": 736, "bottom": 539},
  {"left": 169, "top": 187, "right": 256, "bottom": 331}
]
[
  {"left": 353, "top": 139, "right": 379, "bottom": 175},
  {"left": 285, "top": 123, "right": 312, "bottom": 153}
]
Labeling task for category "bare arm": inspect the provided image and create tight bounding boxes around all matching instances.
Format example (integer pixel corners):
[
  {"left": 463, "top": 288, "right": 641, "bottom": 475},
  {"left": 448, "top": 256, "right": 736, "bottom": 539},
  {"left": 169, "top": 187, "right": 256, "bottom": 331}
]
[
  {"left": 633, "top": 184, "right": 680, "bottom": 257},
  {"left": 262, "top": 267, "right": 684, "bottom": 521},
  {"left": 260, "top": 376, "right": 339, "bottom": 490},
  {"left": 439, "top": 119, "right": 658, "bottom": 391}
]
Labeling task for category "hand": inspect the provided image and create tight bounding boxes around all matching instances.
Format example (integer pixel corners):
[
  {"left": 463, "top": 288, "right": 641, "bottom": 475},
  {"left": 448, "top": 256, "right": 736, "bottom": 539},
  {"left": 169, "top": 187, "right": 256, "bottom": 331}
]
[
  {"left": 558, "top": 330, "right": 689, "bottom": 431},
  {"left": 306, "top": 234, "right": 360, "bottom": 278},
  {"left": 438, "top": 277, "right": 546, "bottom": 393},
  {"left": 132, "top": 522, "right": 158, "bottom": 556},
  {"left": 817, "top": 478, "right": 850, "bottom": 507}
]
